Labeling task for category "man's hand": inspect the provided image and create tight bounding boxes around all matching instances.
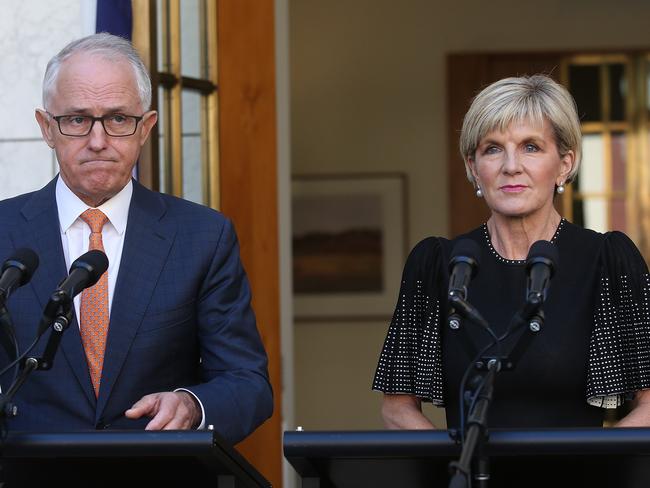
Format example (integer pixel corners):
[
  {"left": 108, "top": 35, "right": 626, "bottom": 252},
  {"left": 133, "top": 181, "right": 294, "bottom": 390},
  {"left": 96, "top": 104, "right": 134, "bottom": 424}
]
[{"left": 125, "top": 391, "right": 201, "bottom": 430}]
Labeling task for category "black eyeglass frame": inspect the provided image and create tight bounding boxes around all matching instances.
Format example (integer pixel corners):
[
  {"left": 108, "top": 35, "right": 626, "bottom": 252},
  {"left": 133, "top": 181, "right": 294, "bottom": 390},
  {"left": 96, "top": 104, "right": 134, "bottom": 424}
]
[{"left": 47, "top": 112, "right": 145, "bottom": 137}]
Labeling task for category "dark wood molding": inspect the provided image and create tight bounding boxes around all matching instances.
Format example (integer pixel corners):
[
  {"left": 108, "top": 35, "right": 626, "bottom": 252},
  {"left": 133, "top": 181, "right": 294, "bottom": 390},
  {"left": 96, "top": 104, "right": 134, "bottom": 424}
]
[{"left": 217, "top": 1, "right": 282, "bottom": 486}]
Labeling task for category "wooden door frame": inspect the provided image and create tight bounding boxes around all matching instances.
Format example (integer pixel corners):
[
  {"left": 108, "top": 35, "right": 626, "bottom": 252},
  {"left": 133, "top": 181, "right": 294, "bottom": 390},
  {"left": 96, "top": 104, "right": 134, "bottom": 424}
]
[
  {"left": 217, "top": 2, "right": 282, "bottom": 487},
  {"left": 133, "top": 1, "right": 282, "bottom": 485}
]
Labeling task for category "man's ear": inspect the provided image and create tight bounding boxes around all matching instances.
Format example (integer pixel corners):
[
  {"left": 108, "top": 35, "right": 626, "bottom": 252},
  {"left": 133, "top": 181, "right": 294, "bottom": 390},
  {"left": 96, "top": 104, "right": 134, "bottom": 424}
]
[
  {"left": 138, "top": 110, "right": 158, "bottom": 147},
  {"left": 35, "top": 109, "right": 55, "bottom": 148}
]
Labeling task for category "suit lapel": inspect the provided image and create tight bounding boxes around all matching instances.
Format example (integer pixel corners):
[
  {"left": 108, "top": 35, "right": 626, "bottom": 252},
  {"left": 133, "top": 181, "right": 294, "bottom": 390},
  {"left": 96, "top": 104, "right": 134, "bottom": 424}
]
[
  {"left": 17, "top": 178, "right": 96, "bottom": 406},
  {"left": 17, "top": 179, "right": 66, "bottom": 312},
  {"left": 95, "top": 181, "right": 176, "bottom": 419}
]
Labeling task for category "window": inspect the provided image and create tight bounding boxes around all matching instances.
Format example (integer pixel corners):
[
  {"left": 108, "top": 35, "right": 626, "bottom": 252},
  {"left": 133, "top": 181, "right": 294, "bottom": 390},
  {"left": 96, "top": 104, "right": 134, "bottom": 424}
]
[
  {"left": 133, "top": 0, "right": 220, "bottom": 208},
  {"left": 561, "top": 56, "right": 632, "bottom": 234}
]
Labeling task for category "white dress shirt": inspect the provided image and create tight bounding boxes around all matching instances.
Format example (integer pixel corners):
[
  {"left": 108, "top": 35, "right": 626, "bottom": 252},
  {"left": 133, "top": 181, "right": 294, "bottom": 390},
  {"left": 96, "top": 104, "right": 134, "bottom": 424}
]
[
  {"left": 54, "top": 177, "right": 206, "bottom": 428},
  {"left": 56, "top": 177, "right": 130, "bottom": 322}
]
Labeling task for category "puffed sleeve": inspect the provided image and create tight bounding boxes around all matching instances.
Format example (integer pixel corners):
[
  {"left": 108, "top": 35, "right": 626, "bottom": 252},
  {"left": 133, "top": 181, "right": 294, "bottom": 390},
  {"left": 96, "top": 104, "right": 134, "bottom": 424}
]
[
  {"left": 586, "top": 231, "right": 650, "bottom": 408},
  {"left": 372, "top": 237, "right": 447, "bottom": 405}
]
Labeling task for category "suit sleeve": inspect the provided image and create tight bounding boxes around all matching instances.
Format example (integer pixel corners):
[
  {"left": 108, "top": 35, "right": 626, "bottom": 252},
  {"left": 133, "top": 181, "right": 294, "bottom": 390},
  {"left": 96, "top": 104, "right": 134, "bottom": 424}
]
[{"left": 184, "top": 218, "right": 273, "bottom": 444}]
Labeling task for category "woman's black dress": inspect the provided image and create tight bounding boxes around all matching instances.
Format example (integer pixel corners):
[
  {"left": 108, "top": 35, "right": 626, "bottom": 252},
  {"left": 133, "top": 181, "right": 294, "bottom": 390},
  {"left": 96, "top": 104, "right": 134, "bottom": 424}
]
[{"left": 372, "top": 219, "right": 650, "bottom": 487}]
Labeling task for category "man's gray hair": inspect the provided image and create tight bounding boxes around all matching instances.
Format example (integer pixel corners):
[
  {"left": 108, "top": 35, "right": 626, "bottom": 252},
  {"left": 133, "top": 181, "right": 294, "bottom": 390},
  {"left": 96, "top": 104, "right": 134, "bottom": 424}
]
[
  {"left": 42, "top": 32, "right": 152, "bottom": 111},
  {"left": 459, "top": 74, "right": 582, "bottom": 186}
]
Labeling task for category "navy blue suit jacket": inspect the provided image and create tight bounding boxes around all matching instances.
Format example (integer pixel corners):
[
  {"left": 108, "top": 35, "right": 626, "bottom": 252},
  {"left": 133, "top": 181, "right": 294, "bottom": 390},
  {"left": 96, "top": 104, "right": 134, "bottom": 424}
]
[{"left": 0, "top": 178, "right": 273, "bottom": 444}]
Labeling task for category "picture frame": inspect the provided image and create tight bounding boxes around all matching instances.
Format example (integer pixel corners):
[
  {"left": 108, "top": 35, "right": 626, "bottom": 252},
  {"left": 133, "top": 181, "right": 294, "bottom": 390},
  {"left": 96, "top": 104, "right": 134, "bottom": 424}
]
[{"left": 292, "top": 173, "right": 408, "bottom": 321}]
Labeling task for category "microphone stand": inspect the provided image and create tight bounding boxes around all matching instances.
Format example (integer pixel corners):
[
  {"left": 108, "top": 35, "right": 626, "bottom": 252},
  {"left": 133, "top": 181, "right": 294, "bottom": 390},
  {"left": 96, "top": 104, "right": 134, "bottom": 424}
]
[
  {"left": 447, "top": 293, "right": 499, "bottom": 488},
  {"left": 446, "top": 295, "right": 546, "bottom": 487},
  {"left": 0, "top": 291, "right": 73, "bottom": 440},
  {"left": 448, "top": 361, "right": 498, "bottom": 488}
]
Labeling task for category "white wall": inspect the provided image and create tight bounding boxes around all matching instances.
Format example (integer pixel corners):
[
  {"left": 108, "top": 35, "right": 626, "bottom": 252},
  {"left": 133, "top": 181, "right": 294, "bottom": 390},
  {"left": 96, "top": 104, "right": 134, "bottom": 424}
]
[
  {"left": 0, "top": 1, "right": 95, "bottom": 200},
  {"left": 290, "top": 0, "right": 650, "bottom": 431}
]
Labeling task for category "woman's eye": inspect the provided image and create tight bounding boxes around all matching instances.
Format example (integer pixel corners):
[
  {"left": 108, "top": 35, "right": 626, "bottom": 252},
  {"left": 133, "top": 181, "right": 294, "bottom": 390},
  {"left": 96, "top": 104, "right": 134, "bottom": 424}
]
[
  {"left": 524, "top": 143, "right": 539, "bottom": 152},
  {"left": 484, "top": 145, "right": 500, "bottom": 154}
]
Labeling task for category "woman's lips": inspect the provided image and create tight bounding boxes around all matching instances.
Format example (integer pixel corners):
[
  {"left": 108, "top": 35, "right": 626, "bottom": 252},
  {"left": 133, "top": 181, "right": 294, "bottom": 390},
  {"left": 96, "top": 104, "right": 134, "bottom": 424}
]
[{"left": 500, "top": 185, "right": 527, "bottom": 193}]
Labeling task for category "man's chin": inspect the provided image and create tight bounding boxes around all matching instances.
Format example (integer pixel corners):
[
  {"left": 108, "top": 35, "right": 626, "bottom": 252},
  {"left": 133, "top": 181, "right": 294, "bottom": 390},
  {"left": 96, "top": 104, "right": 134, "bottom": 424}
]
[{"left": 78, "top": 183, "right": 123, "bottom": 207}]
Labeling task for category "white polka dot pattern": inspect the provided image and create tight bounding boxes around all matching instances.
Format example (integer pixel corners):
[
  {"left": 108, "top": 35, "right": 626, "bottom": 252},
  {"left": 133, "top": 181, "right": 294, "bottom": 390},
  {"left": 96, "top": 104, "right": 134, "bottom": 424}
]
[
  {"left": 483, "top": 219, "right": 565, "bottom": 264},
  {"left": 587, "top": 273, "right": 650, "bottom": 407},
  {"left": 372, "top": 280, "right": 445, "bottom": 405}
]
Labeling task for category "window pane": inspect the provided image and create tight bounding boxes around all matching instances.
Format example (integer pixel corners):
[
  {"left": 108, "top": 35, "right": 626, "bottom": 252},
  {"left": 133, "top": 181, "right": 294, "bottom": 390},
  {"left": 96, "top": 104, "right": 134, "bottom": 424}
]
[
  {"left": 182, "top": 90, "right": 203, "bottom": 204},
  {"left": 582, "top": 197, "right": 608, "bottom": 233},
  {"left": 157, "top": 0, "right": 168, "bottom": 72},
  {"left": 569, "top": 65, "right": 601, "bottom": 122},
  {"left": 579, "top": 134, "right": 605, "bottom": 193},
  {"left": 611, "top": 131, "right": 626, "bottom": 193},
  {"left": 646, "top": 59, "right": 650, "bottom": 112},
  {"left": 610, "top": 196, "right": 626, "bottom": 232},
  {"left": 609, "top": 64, "right": 626, "bottom": 122},
  {"left": 158, "top": 85, "right": 169, "bottom": 193},
  {"left": 180, "top": 0, "right": 202, "bottom": 78}
]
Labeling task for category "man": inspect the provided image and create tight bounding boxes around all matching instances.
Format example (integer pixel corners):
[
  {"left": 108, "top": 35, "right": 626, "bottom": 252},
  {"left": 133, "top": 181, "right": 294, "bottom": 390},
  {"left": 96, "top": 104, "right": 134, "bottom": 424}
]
[{"left": 0, "top": 33, "right": 272, "bottom": 444}]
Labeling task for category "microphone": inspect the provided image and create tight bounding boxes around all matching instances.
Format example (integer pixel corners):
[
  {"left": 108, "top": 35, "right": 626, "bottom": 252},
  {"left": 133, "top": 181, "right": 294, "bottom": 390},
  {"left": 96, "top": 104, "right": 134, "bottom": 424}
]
[
  {"left": 37, "top": 250, "right": 108, "bottom": 336},
  {"left": 448, "top": 239, "right": 481, "bottom": 301},
  {"left": 525, "top": 240, "right": 558, "bottom": 308},
  {"left": 57, "top": 249, "right": 108, "bottom": 300},
  {"left": 0, "top": 248, "right": 39, "bottom": 308},
  {"left": 503, "top": 241, "right": 558, "bottom": 337},
  {"left": 447, "top": 239, "right": 488, "bottom": 329},
  {"left": 513, "top": 240, "right": 558, "bottom": 330}
]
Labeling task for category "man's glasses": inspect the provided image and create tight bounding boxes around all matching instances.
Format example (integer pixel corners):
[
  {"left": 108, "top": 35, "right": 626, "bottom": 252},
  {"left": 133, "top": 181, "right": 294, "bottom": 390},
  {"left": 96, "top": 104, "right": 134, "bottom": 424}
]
[{"left": 47, "top": 112, "right": 144, "bottom": 137}]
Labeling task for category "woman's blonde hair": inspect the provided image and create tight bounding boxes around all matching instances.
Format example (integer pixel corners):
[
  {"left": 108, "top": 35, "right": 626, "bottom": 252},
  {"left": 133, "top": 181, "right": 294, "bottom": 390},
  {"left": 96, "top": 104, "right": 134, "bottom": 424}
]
[{"left": 459, "top": 74, "right": 582, "bottom": 187}]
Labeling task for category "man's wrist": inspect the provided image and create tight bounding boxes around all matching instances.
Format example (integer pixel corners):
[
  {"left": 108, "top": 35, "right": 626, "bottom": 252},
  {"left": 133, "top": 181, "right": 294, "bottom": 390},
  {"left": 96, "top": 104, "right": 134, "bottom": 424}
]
[{"left": 174, "top": 388, "right": 206, "bottom": 429}]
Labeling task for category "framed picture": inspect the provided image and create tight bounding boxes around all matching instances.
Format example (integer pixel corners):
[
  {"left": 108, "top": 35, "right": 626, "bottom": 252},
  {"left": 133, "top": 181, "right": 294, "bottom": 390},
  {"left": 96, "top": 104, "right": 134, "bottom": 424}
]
[{"left": 292, "top": 173, "right": 408, "bottom": 320}]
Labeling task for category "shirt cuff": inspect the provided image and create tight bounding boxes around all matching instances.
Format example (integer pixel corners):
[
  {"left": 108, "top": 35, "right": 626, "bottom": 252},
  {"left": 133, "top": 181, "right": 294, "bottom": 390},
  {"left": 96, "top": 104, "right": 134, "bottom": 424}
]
[{"left": 174, "top": 388, "right": 206, "bottom": 429}]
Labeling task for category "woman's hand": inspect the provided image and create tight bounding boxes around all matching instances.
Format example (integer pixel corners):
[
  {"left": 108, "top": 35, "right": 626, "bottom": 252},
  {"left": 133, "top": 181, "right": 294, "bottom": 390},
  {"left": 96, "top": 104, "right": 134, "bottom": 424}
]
[
  {"left": 382, "top": 394, "right": 436, "bottom": 429},
  {"left": 616, "top": 389, "right": 650, "bottom": 427}
]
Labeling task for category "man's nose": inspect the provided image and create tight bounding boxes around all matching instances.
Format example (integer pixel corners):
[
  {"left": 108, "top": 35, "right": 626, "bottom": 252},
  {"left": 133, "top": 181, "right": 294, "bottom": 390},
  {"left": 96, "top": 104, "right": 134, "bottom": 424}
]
[{"left": 87, "top": 119, "right": 109, "bottom": 150}]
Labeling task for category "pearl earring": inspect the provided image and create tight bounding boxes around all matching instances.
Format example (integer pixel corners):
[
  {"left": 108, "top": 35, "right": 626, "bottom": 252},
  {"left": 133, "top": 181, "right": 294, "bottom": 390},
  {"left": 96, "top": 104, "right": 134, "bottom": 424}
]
[
  {"left": 556, "top": 183, "right": 565, "bottom": 195},
  {"left": 476, "top": 187, "right": 483, "bottom": 198}
]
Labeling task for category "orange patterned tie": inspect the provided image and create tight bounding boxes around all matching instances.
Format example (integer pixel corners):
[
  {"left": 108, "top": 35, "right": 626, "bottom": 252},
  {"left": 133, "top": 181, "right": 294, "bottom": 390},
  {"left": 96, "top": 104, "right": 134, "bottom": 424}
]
[{"left": 79, "top": 209, "right": 109, "bottom": 397}]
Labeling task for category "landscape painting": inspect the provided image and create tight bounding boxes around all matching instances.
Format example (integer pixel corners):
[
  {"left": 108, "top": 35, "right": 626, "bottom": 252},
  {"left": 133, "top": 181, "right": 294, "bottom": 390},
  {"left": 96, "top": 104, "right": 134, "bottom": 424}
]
[{"left": 292, "top": 174, "right": 407, "bottom": 320}]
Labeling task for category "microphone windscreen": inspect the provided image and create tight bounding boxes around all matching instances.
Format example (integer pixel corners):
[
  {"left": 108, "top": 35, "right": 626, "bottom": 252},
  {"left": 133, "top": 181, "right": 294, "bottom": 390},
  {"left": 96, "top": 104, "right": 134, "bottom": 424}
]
[
  {"left": 449, "top": 238, "right": 481, "bottom": 276},
  {"left": 526, "top": 240, "right": 559, "bottom": 273},
  {"left": 70, "top": 250, "right": 109, "bottom": 288},
  {"left": 2, "top": 248, "right": 40, "bottom": 286},
  {"left": 450, "top": 239, "right": 481, "bottom": 263}
]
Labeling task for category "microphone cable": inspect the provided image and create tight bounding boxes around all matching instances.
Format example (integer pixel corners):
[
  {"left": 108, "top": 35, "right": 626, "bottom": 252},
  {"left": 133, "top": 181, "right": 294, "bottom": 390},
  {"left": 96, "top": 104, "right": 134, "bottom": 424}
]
[
  {"left": 0, "top": 307, "right": 20, "bottom": 384},
  {"left": 457, "top": 325, "right": 503, "bottom": 443},
  {"left": 0, "top": 333, "right": 42, "bottom": 380}
]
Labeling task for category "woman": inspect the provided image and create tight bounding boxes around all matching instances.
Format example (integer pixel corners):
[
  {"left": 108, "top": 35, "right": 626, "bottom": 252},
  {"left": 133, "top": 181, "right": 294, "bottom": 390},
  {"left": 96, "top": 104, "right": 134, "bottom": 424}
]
[{"left": 372, "top": 75, "right": 650, "bottom": 432}]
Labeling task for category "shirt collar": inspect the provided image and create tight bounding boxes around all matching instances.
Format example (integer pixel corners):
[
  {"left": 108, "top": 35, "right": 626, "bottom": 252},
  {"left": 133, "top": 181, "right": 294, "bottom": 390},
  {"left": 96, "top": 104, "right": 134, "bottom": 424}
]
[{"left": 55, "top": 177, "right": 133, "bottom": 235}]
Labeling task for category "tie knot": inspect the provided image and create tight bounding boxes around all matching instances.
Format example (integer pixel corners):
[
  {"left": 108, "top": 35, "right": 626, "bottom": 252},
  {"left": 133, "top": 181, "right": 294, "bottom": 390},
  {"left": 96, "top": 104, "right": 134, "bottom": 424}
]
[{"left": 80, "top": 209, "right": 108, "bottom": 233}]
